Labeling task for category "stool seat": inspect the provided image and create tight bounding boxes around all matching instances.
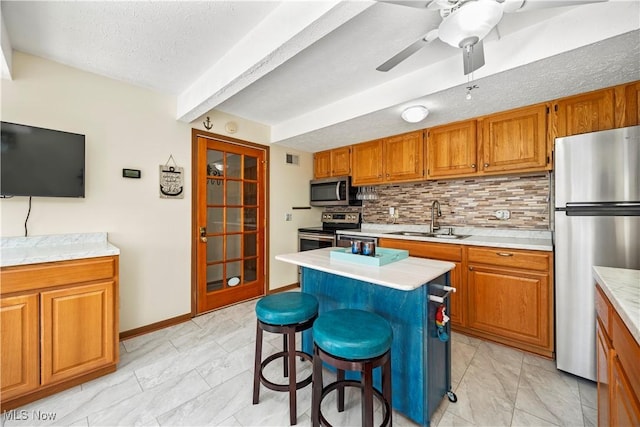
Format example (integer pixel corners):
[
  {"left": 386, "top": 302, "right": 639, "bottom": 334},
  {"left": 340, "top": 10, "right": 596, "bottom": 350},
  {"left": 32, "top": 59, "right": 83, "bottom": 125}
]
[
  {"left": 313, "top": 309, "right": 393, "bottom": 360},
  {"left": 256, "top": 292, "right": 319, "bottom": 325}
]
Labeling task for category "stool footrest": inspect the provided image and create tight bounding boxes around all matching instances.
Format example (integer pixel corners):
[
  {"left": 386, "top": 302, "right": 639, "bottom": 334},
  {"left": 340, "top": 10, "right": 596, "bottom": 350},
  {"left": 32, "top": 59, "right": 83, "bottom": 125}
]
[
  {"left": 259, "top": 350, "right": 313, "bottom": 393},
  {"left": 317, "top": 379, "right": 391, "bottom": 427}
]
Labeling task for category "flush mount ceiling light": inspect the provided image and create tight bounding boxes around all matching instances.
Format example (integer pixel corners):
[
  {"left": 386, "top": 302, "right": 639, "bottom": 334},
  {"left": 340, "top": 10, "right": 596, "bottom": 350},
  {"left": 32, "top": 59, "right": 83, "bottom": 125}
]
[{"left": 401, "top": 105, "right": 429, "bottom": 123}]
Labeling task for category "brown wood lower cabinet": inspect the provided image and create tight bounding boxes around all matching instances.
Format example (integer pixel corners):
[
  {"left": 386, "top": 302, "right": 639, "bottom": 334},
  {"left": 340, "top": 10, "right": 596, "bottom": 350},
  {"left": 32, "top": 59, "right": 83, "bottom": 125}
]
[
  {"left": 466, "top": 246, "right": 553, "bottom": 357},
  {"left": 378, "top": 238, "right": 465, "bottom": 327},
  {"left": 596, "top": 284, "right": 640, "bottom": 426},
  {"left": 0, "top": 294, "right": 39, "bottom": 401},
  {"left": 378, "top": 239, "right": 554, "bottom": 357},
  {"left": 0, "top": 256, "right": 119, "bottom": 411}
]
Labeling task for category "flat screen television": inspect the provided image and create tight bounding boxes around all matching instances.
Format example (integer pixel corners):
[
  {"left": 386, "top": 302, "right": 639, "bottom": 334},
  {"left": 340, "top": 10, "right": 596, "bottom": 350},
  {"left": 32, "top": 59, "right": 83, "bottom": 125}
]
[{"left": 1, "top": 121, "right": 85, "bottom": 198}]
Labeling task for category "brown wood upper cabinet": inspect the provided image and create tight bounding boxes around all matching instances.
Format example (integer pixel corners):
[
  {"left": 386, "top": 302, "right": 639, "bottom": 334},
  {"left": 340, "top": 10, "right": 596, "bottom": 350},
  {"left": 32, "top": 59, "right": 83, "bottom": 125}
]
[
  {"left": 383, "top": 131, "right": 424, "bottom": 182},
  {"left": 351, "top": 138, "right": 383, "bottom": 185},
  {"left": 313, "top": 146, "right": 351, "bottom": 179},
  {"left": 426, "top": 120, "right": 477, "bottom": 179},
  {"left": 478, "top": 103, "right": 550, "bottom": 174},
  {"left": 352, "top": 130, "right": 423, "bottom": 186},
  {"left": 621, "top": 81, "right": 640, "bottom": 127},
  {"left": 553, "top": 88, "right": 615, "bottom": 138}
]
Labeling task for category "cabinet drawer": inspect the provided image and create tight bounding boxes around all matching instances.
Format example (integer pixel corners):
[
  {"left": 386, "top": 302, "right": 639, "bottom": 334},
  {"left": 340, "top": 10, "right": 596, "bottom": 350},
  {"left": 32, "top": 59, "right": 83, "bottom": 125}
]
[
  {"left": 378, "top": 238, "right": 462, "bottom": 261},
  {"left": 595, "top": 285, "right": 611, "bottom": 336},
  {"left": 467, "top": 247, "right": 549, "bottom": 271},
  {"left": 612, "top": 313, "right": 640, "bottom": 399},
  {"left": 1, "top": 257, "right": 116, "bottom": 294}
]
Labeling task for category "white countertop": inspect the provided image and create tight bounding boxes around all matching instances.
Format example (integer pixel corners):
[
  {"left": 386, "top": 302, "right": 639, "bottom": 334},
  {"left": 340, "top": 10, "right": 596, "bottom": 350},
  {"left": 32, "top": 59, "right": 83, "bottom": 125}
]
[
  {"left": 593, "top": 266, "right": 640, "bottom": 344},
  {"left": 0, "top": 233, "right": 120, "bottom": 267},
  {"left": 275, "top": 247, "right": 455, "bottom": 291},
  {"left": 338, "top": 224, "right": 553, "bottom": 252}
]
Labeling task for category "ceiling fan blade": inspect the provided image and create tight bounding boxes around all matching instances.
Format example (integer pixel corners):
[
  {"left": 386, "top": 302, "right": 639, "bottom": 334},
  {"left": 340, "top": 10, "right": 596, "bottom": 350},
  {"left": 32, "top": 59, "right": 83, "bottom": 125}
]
[
  {"left": 503, "top": 0, "right": 607, "bottom": 13},
  {"left": 378, "top": 0, "right": 431, "bottom": 9},
  {"left": 427, "top": 0, "right": 455, "bottom": 10},
  {"left": 462, "top": 40, "right": 485, "bottom": 75},
  {"left": 377, "top": 37, "right": 431, "bottom": 72}
]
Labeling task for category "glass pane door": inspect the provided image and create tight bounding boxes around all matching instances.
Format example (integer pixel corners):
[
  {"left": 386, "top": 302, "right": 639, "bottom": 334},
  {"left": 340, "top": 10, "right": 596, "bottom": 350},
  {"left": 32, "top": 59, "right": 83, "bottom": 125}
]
[{"left": 195, "top": 135, "right": 266, "bottom": 313}]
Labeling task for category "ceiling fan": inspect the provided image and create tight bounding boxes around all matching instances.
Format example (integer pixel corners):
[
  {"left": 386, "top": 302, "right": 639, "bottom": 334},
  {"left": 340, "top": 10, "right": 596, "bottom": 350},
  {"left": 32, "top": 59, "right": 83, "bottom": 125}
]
[{"left": 377, "top": 0, "right": 607, "bottom": 75}]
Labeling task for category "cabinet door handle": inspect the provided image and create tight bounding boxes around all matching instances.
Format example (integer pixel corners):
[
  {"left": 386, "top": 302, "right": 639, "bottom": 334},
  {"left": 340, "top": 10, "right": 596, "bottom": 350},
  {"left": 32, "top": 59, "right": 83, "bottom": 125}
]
[
  {"left": 468, "top": 266, "right": 474, "bottom": 271},
  {"left": 484, "top": 163, "right": 490, "bottom": 168},
  {"left": 496, "top": 252, "right": 514, "bottom": 257},
  {"left": 471, "top": 164, "right": 476, "bottom": 168}
]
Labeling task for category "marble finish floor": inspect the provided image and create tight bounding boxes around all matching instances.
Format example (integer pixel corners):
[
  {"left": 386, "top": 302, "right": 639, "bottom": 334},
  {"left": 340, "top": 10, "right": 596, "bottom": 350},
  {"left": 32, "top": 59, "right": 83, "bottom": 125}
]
[{"left": 2, "top": 297, "right": 597, "bottom": 426}]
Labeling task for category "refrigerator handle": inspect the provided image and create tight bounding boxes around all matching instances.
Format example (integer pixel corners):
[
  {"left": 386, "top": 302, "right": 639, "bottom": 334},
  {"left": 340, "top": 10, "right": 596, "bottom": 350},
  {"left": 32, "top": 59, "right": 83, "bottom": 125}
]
[{"left": 563, "top": 202, "right": 640, "bottom": 216}]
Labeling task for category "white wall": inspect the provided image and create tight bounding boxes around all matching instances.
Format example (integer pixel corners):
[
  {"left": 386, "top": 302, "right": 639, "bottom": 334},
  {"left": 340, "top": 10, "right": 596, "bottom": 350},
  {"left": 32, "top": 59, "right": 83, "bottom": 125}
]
[
  {"left": 268, "top": 144, "right": 322, "bottom": 290},
  {"left": 1, "top": 52, "right": 316, "bottom": 332}
]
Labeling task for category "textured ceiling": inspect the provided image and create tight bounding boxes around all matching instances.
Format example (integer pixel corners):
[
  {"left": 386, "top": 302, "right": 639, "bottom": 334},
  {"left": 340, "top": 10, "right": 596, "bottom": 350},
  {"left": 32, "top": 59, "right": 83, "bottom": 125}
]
[{"left": 2, "top": 0, "right": 639, "bottom": 152}]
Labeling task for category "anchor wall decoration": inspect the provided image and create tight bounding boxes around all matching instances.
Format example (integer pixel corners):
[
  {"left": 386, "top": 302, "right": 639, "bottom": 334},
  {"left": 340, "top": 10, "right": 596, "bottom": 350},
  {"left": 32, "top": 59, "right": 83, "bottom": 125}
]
[{"left": 203, "top": 116, "right": 213, "bottom": 130}]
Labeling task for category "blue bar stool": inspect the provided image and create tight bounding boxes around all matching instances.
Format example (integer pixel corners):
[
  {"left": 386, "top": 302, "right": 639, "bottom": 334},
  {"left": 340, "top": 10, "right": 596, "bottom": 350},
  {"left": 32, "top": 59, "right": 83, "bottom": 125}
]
[
  {"left": 252, "top": 292, "right": 319, "bottom": 425},
  {"left": 311, "top": 309, "right": 393, "bottom": 427}
]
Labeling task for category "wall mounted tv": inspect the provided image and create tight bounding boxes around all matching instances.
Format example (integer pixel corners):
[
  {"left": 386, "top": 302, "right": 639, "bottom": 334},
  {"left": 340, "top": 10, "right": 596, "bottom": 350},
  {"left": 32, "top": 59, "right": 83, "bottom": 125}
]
[{"left": 1, "top": 121, "right": 85, "bottom": 198}]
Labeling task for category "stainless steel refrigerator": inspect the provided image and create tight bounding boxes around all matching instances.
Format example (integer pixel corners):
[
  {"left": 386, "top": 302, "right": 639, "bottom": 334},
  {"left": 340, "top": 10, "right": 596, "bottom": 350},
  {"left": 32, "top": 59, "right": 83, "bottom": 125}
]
[{"left": 554, "top": 125, "right": 640, "bottom": 381}]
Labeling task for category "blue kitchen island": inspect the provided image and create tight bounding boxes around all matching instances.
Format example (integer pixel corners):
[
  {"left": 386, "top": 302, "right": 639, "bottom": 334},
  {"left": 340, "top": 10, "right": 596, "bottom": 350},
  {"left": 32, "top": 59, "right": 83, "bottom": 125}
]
[{"left": 275, "top": 247, "right": 457, "bottom": 426}]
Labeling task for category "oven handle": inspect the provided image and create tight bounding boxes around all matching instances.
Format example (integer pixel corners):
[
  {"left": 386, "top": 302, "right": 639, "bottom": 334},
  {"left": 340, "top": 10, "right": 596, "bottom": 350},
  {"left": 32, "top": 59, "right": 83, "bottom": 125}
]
[{"left": 298, "top": 232, "right": 335, "bottom": 242}]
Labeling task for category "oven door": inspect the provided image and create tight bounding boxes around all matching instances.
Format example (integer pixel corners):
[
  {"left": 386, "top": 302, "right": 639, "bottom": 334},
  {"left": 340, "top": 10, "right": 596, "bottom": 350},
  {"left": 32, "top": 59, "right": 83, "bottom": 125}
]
[{"left": 298, "top": 232, "right": 335, "bottom": 251}]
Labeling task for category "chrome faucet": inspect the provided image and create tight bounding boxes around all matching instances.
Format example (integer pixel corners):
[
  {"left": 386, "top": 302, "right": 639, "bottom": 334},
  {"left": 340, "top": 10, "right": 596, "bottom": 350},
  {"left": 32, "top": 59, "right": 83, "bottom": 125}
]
[{"left": 431, "top": 200, "right": 442, "bottom": 232}]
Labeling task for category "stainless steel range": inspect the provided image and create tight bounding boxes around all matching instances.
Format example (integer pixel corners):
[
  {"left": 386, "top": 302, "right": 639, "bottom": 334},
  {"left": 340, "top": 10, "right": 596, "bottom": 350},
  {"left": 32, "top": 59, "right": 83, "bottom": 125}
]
[{"left": 298, "top": 211, "right": 362, "bottom": 251}]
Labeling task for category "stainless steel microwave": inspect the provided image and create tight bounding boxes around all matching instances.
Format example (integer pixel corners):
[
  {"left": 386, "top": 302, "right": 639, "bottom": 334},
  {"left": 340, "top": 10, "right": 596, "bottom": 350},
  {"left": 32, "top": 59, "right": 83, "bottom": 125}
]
[{"left": 310, "top": 176, "right": 361, "bottom": 207}]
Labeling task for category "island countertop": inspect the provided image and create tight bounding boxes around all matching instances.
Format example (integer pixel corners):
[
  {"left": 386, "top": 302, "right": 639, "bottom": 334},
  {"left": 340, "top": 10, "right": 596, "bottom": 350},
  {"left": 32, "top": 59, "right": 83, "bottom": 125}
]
[
  {"left": 0, "top": 232, "right": 120, "bottom": 267},
  {"left": 275, "top": 247, "right": 455, "bottom": 291},
  {"left": 593, "top": 266, "right": 640, "bottom": 344}
]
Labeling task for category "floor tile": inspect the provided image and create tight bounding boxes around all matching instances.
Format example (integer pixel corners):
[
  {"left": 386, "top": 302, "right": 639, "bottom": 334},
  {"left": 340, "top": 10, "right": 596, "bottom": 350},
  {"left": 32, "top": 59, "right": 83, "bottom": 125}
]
[
  {"left": 88, "top": 370, "right": 210, "bottom": 426},
  {"left": 577, "top": 378, "right": 597, "bottom": 410},
  {"left": 156, "top": 370, "right": 253, "bottom": 426},
  {"left": 437, "top": 409, "right": 479, "bottom": 426},
  {"left": 5, "top": 297, "right": 601, "bottom": 427},
  {"left": 515, "top": 362, "right": 583, "bottom": 426},
  {"left": 510, "top": 408, "right": 559, "bottom": 426},
  {"left": 4, "top": 373, "right": 141, "bottom": 427},
  {"left": 135, "top": 339, "right": 227, "bottom": 389}
]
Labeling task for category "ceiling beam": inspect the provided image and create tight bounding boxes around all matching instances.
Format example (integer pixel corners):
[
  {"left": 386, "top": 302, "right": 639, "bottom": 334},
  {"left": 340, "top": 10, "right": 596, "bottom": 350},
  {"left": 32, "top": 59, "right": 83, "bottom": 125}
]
[
  {"left": 176, "top": 0, "right": 375, "bottom": 123},
  {"left": 271, "top": 1, "right": 640, "bottom": 143}
]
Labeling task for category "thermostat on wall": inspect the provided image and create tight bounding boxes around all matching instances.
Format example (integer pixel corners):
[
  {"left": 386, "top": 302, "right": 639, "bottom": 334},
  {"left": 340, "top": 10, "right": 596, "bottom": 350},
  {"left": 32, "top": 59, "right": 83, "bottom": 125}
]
[{"left": 122, "top": 168, "right": 141, "bottom": 179}]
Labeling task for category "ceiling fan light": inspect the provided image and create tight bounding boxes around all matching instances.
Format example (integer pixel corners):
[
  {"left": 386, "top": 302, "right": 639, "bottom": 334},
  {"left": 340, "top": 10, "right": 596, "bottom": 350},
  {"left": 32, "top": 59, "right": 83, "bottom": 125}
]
[
  {"left": 438, "top": 0, "right": 504, "bottom": 48},
  {"left": 401, "top": 105, "right": 430, "bottom": 123}
]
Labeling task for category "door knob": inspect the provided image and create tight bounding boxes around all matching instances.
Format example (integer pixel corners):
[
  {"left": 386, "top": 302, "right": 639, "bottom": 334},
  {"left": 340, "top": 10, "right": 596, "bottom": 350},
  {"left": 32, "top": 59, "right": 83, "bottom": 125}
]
[{"left": 199, "top": 227, "right": 208, "bottom": 243}]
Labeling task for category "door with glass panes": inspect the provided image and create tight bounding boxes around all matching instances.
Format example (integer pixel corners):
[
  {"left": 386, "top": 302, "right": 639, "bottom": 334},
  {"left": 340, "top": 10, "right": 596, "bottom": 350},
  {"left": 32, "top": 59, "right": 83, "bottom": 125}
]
[{"left": 194, "top": 134, "right": 266, "bottom": 313}]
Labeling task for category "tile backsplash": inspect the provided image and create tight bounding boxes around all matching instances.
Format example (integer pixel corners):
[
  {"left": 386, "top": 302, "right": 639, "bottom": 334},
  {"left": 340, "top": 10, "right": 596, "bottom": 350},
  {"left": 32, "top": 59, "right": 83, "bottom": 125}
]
[{"left": 328, "top": 173, "right": 551, "bottom": 230}]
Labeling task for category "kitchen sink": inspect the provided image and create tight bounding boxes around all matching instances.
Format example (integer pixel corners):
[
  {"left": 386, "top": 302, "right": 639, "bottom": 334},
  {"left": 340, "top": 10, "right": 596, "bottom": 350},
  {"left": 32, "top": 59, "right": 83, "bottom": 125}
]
[
  {"left": 389, "top": 231, "right": 433, "bottom": 237},
  {"left": 430, "top": 234, "right": 469, "bottom": 239},
  {"left": 386, "top": 231, "right": 469, "bottom": 240}
]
